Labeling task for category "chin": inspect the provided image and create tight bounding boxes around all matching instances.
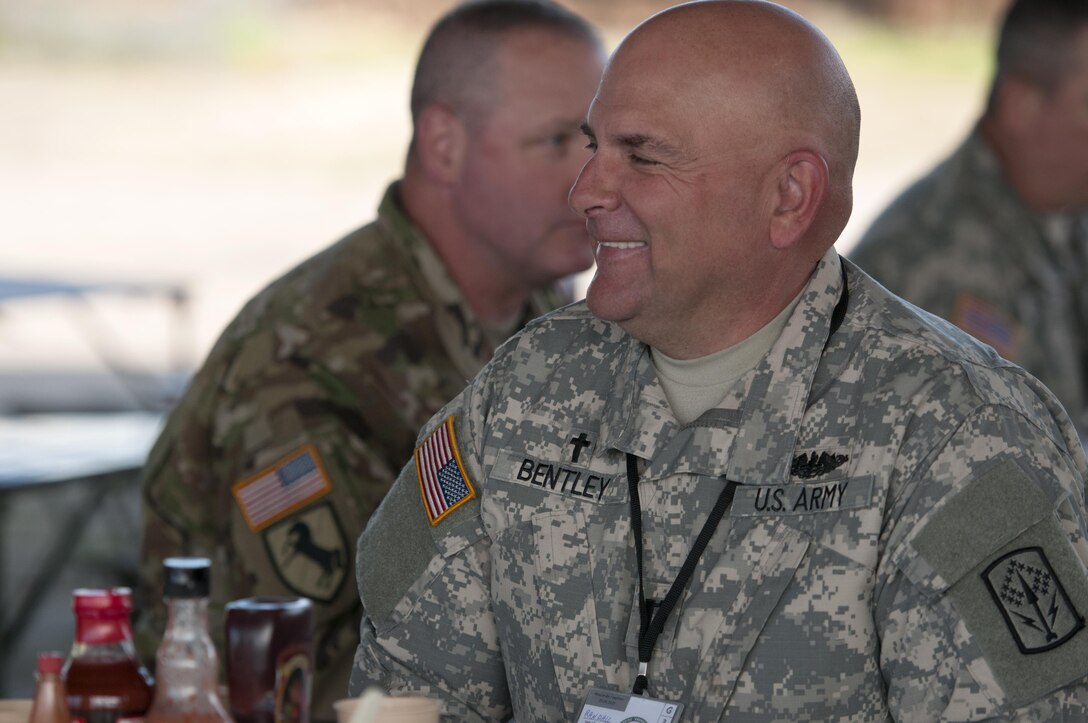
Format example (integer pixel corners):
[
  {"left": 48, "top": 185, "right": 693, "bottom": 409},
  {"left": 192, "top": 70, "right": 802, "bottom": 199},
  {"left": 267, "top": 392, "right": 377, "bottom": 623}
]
[{"left": 585, "top": 284, "right": 635, "bottom": 324}]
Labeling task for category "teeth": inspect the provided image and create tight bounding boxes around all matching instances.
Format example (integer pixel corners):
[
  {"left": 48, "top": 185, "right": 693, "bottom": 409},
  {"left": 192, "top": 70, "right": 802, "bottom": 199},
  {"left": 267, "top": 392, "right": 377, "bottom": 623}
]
[{"left": 598, "top": 241, "right": 646, "bottom": 249}]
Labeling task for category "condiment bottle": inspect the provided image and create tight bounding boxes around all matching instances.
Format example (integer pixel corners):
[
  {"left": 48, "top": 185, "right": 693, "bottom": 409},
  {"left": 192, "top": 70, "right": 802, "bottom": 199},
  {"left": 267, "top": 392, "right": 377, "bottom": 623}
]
[
  {"left": 145, "top": 557, "right": 232, "bottom": 723},
  {"left": 63, "top": 588, "right": 155, "bottom": 723},
  {"left": 29, "top": 651, "right": 71, "bottom": 723}
]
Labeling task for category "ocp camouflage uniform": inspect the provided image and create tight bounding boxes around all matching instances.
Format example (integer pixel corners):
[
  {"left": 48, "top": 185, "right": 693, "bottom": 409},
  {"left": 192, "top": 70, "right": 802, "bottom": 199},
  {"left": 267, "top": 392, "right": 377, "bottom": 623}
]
[
  {"left": 351, "top": 249, "right": 1088, "bottom": 721},
  {"left": 849, "top": 130, "right": 1088, "bottom": 441},
  {"left": 137, "top": 183, "right": 567, "bottom": 720}
]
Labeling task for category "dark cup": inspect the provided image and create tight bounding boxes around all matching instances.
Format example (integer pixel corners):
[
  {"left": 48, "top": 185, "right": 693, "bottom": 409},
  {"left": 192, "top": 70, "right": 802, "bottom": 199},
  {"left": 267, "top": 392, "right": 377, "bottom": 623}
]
[{"left": 225, "top": 596, "right": 314, "bottom": 723}]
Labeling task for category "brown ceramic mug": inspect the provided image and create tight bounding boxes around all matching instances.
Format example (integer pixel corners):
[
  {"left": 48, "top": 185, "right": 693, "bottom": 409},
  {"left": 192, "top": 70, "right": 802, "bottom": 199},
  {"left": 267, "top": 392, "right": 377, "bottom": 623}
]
[{"left": 225, "top": 596, "right": 314, "bottom": 723}]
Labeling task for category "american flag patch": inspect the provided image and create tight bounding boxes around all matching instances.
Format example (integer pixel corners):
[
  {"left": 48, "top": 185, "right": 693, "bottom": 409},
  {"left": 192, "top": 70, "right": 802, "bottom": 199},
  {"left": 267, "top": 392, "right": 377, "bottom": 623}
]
[
  {"left": 415, "top": 416, "right": 475, "bottom": 526},
  {"left": 232, "top": 445, "right": 332, "bottom": 532},
  {"left": 952, "top": 293, "right": 1022, "bottom": 361}
]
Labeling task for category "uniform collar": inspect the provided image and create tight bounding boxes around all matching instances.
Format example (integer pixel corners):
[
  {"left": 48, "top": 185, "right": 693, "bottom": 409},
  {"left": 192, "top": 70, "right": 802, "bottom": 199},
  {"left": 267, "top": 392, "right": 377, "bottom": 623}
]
[{"left": 600, "top": 248, "right": 846, "bottom": 485}]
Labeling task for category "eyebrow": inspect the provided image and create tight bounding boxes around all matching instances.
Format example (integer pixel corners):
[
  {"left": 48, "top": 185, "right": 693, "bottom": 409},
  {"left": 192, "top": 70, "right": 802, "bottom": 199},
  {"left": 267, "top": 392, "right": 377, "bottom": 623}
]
[{"left": 580, "top": 121, "right": 684, "bottom": 161}]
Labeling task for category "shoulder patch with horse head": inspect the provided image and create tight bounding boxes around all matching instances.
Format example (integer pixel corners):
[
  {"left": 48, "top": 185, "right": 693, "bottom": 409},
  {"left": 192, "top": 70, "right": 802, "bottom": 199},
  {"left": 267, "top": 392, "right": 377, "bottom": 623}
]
[{"left": 262, "top": 500, "right": 349, "bottom": 603}]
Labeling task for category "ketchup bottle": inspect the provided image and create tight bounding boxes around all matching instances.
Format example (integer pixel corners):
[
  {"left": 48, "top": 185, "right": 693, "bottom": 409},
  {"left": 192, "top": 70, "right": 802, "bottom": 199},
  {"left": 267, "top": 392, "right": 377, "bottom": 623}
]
[{"left": 63, "top": 588, "right": 155, "bottom": 723}]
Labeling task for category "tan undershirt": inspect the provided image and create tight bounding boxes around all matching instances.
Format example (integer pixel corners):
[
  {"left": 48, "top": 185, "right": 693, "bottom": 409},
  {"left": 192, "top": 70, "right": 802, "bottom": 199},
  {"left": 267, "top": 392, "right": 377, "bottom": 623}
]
[{"left": 652, "top": 292, "right": 803, "bottom": 425}]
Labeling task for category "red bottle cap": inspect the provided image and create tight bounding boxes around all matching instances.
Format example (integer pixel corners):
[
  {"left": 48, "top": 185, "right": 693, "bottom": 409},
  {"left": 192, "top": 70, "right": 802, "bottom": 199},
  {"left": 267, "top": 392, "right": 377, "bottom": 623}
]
[
  {"left": 37, "top": 652, "right": 64, "bottom": 674},
  {"left": 72, "top": 588, "right": 132, "bottom": 619},
  {"left": 72, "top": 588, "right": 134, "bottom": 644}
]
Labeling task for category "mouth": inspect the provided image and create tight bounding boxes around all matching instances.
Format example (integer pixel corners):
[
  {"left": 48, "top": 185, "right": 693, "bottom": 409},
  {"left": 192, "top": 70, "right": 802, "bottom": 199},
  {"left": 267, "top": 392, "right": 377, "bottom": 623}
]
[{"left": 597, "top": 240, "right": 646, "bottom": 250}]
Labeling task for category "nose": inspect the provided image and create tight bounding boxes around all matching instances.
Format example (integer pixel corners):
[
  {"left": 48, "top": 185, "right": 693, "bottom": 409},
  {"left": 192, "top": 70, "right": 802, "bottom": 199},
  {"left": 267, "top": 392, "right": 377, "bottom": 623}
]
[{"left": 568, "top": 152, "right": 618, "bottom": 218}]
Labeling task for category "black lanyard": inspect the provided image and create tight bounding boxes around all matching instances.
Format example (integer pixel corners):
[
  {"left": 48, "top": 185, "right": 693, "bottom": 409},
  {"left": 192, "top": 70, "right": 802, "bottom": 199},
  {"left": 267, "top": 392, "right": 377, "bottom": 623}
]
[
  {"left": 623, "top": 258, "right": 849, "bottom": 694},
  {"left": 625, "top": 452, "right": 738, "bottom": 695}
]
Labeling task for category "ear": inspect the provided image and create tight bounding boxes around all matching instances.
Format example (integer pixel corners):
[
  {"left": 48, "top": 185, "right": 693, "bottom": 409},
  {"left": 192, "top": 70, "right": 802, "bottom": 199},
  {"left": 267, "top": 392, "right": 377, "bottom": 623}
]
[
  {"left": 768, "top": 150, "right": 828, "bottom": 250},
  {"left": 413, "top": 104, "right": 469, "bottom": 185}
]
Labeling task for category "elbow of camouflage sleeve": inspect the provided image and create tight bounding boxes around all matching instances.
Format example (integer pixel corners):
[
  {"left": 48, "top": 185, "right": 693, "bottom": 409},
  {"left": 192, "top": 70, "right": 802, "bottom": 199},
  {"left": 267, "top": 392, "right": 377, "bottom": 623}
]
[
  {"left": 349, "top": 618, "right": 502, "bottom": 723},
  {"left": 349, "top": 617, "right": 387, "bottom": 696}
]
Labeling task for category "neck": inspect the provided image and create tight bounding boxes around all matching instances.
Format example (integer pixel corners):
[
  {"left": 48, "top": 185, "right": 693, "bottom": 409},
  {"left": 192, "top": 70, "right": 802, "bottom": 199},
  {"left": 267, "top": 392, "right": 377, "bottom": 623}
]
[
  {"left": 632, "top": 254, "right": 817, "bottom": 359},
  {"left": 400, "top": 174, "right": 530, "bottom": 327}
]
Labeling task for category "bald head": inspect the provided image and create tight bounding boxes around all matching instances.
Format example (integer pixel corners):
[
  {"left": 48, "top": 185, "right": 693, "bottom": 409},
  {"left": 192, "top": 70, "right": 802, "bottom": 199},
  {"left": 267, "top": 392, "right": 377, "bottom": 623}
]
[
  {"left": 612, "top": 0, "right": 861, "bottom": 243},
  {"left": 571, "top": 0, "right": 862, "bottom": 355}
]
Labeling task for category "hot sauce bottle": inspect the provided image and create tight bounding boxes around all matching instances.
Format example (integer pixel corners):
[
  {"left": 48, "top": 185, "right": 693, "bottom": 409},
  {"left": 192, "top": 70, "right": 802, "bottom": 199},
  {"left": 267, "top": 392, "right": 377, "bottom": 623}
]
[
  {"left": 63, "top": 588, "right": 155, "bottom": 723},
  {"left": 29, "top": 651, "right": 72, "bottom": 723},
  {"left": 145, "top": 557, "right": 232, "bottom": 723}
]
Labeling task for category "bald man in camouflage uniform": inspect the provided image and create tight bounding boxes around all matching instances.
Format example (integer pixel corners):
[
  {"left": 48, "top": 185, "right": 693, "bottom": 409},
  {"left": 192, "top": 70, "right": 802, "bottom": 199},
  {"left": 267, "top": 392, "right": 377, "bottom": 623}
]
[
  {"left": 851, "top": 0, "right": 1088, "bottom": 441},
  {"left": 351, "top": 2, "right": 1088, "bottom": 720},
  {"left": 138, "top": 1, "right": 604, "bottom": 717}
]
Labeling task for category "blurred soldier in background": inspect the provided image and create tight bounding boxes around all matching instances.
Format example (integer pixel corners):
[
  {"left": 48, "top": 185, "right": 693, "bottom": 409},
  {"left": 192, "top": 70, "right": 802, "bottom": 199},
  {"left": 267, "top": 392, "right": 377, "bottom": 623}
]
[
  {"left": 350, "top": 1, "right": 1088, "bottom": 719},
  {"left": 851, "top": 0, "right": 1088, "bottom": 442},
  {"left": 136, "top": 0, "right": 604, "bottom": 716}
]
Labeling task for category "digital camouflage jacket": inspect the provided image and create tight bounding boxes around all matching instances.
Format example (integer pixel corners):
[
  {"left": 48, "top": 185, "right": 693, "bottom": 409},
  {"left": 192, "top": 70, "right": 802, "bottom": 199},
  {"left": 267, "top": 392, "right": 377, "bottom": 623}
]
[{"left": 353, "top": 249, "right": 1088, "bottom": 722}]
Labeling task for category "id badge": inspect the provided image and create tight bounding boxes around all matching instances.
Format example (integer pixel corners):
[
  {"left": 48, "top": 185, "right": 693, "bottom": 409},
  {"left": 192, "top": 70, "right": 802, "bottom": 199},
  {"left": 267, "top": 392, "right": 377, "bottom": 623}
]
[{"left": 577, "top": 686, "right": 684, "bottom": 722}]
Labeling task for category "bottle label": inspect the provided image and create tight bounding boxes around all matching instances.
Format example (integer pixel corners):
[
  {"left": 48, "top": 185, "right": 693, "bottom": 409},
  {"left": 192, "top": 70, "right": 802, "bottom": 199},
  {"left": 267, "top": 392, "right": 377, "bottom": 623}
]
[
  {"left": 74, "top": 618, "right": 132, "bottom": 645},
  {"left": 274, "top": 647, "right": 311, "bottom": 723}
]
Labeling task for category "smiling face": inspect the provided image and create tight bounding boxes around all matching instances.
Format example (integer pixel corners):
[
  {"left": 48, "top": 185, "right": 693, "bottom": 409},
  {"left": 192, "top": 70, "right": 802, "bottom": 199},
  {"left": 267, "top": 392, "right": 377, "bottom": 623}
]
[
  {"left": 568, "top": 9, "right": 794, "bottom": 355},
  {"left": 571, "top": 55, "right": 772, "bottom": 353},
  {"left": 450, "top": 28, "right": 604, "bottom": 289},
  {"left": 569, "top": 2, "right": 858, "bottom": 357}
]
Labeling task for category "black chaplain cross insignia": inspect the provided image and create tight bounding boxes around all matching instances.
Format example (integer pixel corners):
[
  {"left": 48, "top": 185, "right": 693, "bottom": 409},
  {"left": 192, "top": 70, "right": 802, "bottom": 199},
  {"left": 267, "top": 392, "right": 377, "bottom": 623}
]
[{"left": 569, "top": 432, "right": 592, "bottom": 464}]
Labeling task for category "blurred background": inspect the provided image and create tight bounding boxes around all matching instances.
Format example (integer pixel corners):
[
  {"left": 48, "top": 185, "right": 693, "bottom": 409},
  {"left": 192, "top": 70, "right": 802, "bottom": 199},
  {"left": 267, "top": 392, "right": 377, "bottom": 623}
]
[{"left": 0, "top": 0, "right": 1004, "bottom": 696}]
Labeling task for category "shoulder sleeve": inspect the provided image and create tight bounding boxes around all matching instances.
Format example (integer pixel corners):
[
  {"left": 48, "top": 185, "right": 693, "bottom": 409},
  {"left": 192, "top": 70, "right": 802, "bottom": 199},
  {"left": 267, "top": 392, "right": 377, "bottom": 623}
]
[
  {"left": 351, "top": 361, "right": 511, "bottom": 721},
  {"left": 140, "top": 265, "right": 433, "bottom": 712},
  {"left": 877, "top": 403, "right": 1088, "bottom": 719},
  {"left": 850, "top": 176, "right": 1018, "bottom": 329}
]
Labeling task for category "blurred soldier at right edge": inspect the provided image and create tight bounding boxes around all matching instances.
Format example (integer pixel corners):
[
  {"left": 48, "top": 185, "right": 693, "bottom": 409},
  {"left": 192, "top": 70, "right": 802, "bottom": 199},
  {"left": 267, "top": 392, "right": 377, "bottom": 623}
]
[{"left": 850, "top": 0, "right": 1088, "bottom": 444}]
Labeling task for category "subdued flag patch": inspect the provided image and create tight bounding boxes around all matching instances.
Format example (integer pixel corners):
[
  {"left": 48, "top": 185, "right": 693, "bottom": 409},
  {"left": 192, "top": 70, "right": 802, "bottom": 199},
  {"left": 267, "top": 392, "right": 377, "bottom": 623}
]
[
  {"left": 232, "top": 444, "right": 332, "bottom": 532},
  {"left": 951, "top": 293, "right": 1022, "bottom": 361},
  {"left": 415, "top": 416, "right": 475, "bottom": 526},
  {"left": 983, "top": 546, "right": 1084, "bottom": 654}
]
